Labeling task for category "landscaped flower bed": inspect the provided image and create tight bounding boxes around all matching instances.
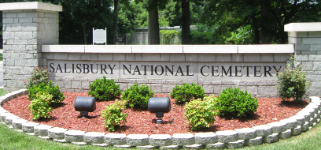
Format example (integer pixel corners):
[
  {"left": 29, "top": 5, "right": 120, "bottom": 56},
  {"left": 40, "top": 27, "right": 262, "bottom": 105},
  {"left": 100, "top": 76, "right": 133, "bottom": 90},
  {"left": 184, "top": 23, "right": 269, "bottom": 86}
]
[
  {"left": 2, "top": 92, "right": 308, "bottom": 135},
  {"left": 0, "top": 89, "right": 320, "bottom": 149}
]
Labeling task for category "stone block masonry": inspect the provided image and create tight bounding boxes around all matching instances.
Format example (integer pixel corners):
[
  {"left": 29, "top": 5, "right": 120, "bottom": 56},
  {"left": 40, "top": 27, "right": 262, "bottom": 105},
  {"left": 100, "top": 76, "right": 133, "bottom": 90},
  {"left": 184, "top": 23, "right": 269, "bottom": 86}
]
[
  {"left": 1, "top": 90, "right": 321, "bottom": 149},
  {"left": 285, "top": 22, "right": 321, "bottom": 97},
  {"left": 41, "top": 49, "right": 291, "bottom": 97},
  {"left": 0, "top": 2, "right": 62, "bottom": 92}
]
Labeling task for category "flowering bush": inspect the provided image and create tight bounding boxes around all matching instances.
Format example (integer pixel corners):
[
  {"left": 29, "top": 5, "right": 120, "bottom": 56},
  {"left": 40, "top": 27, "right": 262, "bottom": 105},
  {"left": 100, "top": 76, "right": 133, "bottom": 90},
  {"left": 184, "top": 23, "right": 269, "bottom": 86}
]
[{"left": 276, "top": 56, "right": 310, "bottom": 101}]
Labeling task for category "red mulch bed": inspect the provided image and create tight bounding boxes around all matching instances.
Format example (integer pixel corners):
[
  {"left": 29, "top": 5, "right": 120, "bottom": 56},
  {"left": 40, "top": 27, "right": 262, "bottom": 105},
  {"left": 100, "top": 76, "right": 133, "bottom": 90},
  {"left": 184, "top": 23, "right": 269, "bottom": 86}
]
[{"left": 2, "top": 92, "right": 308, "bottom": 136}]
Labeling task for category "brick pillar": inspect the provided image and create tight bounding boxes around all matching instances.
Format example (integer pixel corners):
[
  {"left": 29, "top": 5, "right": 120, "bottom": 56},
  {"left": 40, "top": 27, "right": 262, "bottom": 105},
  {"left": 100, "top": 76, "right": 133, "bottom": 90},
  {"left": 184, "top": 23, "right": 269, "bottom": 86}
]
[
  {"left": 285, "top": 22, "right": 321, "bottom": 97},
  {"left": 0, "top": 2, "right": 62, "bottom": 92}
]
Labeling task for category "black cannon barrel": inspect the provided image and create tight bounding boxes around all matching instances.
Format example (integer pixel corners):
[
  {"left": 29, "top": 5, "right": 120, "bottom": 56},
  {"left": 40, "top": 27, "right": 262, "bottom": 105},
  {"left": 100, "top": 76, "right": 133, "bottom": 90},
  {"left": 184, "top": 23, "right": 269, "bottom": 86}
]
[
  {"left": 148, "top": 97, "right": 171, "bottom": 113},
  {"left": 74, "top": 97, "right": 96, "bottom": 112}
]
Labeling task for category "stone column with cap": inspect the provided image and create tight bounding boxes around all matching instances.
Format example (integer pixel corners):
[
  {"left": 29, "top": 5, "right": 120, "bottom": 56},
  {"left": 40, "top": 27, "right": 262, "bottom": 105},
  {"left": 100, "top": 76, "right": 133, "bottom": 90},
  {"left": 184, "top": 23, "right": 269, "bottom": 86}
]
[{"left": 0, "top": 2, "right": 62, "bottom": 92}]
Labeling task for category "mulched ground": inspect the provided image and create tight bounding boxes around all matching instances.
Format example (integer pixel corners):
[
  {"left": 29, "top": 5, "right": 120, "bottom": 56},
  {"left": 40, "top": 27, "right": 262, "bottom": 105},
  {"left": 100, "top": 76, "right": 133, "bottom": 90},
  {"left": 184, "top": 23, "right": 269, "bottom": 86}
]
[{"left": 2, "top": 92, "right": 308, "bottom": 135}]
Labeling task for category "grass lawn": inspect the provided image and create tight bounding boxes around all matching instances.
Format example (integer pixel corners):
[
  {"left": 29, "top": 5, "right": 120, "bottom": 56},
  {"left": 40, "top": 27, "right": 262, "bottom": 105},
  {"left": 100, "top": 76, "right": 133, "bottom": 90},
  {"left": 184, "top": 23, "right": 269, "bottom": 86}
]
[{"left": 0, "top": 91, "right": 321, "bottom": 149}]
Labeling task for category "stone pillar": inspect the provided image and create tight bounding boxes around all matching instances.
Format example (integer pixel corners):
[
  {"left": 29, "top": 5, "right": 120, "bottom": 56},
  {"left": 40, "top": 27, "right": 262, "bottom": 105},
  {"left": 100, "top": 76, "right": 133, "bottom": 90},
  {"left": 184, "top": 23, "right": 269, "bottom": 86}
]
[
  {"left": 0, "top": 2, "right": 62, "bottom": 92},
  {"left": 285, "top": 22, "right": 321, "bottom": 97}
]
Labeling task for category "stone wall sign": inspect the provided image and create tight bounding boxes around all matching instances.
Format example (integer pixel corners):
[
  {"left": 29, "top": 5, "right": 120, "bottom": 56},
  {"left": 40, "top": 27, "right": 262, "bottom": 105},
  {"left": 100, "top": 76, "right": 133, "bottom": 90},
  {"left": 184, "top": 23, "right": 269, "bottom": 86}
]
[{"left": 48, "top": 60, "right": 284, "bottom": 81}]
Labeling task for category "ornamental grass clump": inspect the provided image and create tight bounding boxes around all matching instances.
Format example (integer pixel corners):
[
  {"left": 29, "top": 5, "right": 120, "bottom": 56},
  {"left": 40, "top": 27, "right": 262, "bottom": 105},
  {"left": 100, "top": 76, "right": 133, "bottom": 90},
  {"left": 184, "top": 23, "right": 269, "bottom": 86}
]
[
  {"left": 216, "top": 87, "right": 258, "bottom": 118},
  {"left": 121, "top": 83, "right": 154, "bottom": 109},
  {"left": 88, "top": 77, "right": 121, "bottom": 101},
  {"left": 28, "top": 92, "right": 53, "bottom": 120},
  {"left": 184, "top": 96, "right": 217, "bottom": 130},
  {"left": 101, "top": 100, "right": 127, "bottom": 132},
  {"left": 170, "top": 83, "right": 204, "bottom": 104},
  {"left": 276, "top": 57, "right": 310, "bottom": 101}
]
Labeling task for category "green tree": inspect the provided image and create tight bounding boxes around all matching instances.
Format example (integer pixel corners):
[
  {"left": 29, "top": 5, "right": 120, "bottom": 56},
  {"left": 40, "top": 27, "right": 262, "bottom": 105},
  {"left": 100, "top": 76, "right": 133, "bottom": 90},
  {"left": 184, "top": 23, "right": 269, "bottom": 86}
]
[
  {"left": 117, "top": 1, "right": 148, "bottom": 33},
  {"left": 203, "top": 0, "right": 321, "bottom": 44},
  {"left": 113, "top": 0, "right": 130, "bottom": 44}
]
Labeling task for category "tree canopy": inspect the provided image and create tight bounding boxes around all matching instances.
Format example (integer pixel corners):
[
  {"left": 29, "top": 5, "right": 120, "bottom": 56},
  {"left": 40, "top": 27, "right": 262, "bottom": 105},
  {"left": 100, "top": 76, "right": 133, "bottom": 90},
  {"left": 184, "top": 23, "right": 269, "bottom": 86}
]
[{"left": 0, "top": 0, "right": 320, "bottom": 45}]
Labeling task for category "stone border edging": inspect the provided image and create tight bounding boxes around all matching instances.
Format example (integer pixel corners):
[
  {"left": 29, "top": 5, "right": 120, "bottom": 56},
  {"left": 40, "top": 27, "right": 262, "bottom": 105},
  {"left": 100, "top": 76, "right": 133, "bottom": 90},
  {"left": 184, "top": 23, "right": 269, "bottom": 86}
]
[{"left": 0, "top": 89, "right": 320, "bottom": 149}]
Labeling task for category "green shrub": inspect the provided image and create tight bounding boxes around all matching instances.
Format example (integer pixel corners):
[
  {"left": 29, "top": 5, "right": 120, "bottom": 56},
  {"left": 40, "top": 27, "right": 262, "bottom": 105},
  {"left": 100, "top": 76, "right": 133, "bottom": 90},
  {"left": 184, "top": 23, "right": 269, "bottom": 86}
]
[
  {"left": 88, "top": 77, "right": 121, "bottom": 101},
  {"left": 160, "top": 30, "right": 179, "bottom": 44},
  {"left": 170, "top": 83, "right": 204, "bottom": 104},
  {"left": 184, "top": 96, "right": 217, "bottom": 130},
  {"left": 276, "top": 57, "right": 310, "bottom": 101},
  {"left": 28, "top": 93, "right": 53, "bottom": 120},
  {"left": 101, "top": 100, "right": 128, "bottom": 132},
  {"left": 28, "top": 80, "right": 65, "bottom": 105},
  {"left": 26, "top": 67, "right": 49, "bottom": 89},
  {"left": 121, "top": 83, "right": 154, "bottom": 109},
  {"left": 216, "top": 87, "right": 258, "bottom": 118}
]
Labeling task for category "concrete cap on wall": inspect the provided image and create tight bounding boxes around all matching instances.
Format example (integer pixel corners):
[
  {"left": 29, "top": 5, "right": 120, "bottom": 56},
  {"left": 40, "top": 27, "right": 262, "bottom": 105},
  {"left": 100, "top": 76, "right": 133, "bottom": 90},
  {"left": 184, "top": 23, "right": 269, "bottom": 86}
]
[
  {"left": 0, "top": 2, "right": 62, "bottom": 12},
  {"left": 284, "top": 22, "right": 321, "bottom": 32}
]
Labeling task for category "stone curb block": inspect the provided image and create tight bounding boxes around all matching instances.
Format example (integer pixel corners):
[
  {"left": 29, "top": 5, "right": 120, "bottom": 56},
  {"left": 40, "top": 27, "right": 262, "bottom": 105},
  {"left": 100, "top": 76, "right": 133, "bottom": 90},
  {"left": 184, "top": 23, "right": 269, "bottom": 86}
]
[
  {"left": 195, "top": 132, "right": 217, "bottom": 145},
  {"left": 248, "top": 136, "right": 262, "bottom": 146},
  {"left": 235, "top": 128, "right": 256, "bottom": 141},
  {"left": 172, "top": 133, "right": 195, "bottom": 146},
  {"left": 84, "top": 132, "right": 106, "bottom": 146},
  {"left": 65, "top": 130, "right": 86, "bottom": 144},
  {"left": 280, "top": 129, "right": 292, "bottom": 139},
  {"left": 252, "top": 125, "right": 272, "bottom": 139},
  {"left": 34, "top": 125, "right": 52, "bottom": 139},
  {"left": 227, "top": 140, "right": 244, "bottom": 149},
  {"left": 183, "top": 144, "right": 203, "bottom": 149},
  {"left": 104, "top": 133, "right": 127, "bottom": 146},
  {"left": 113, "top": 145, "right": 132, "bottom": 148},
  {"left": 206, "top": 142, "right": 225, "bottom": 149},
  {"left": 290, "top": 115, "right": 305, "bottom": 127},
  {"left": 5, "top": 115, "right": 20, "bottom": 128},
  {"left": 137, "top": 145, "right": 156, "bottom": 149},
  {"left": 216, "top": 130, "right": 238, "bottom": 143},
  {"left": 265, "top": 133, "right": 279, "bottom": 143},
  {"left": 149, "top": 134, "right": 172, "bottom": 146},
  {"left": 12, "top": 118, "right": 28, "bottom": 132},
  {"left": 280, "top": 118, "right": 299, "bottom": 130},
  {"left": 292, "top": 125, "right": 302, "bottom": 136},
  {"left": 267, "top": 121, "right": 286, "bottom": 134},
  {"left": 48, "top": 127, "right": 68, "bottom": 142},
  {"left": 126, "top": 134, "right": 149, "bottom": 146},
  {"left": 0, "top": 111, "right": 11, "bottom": 123},
  {"left": 160, "top": 145, "right": 180, "bottom": 149},
  {"left": 302, "top": 122, "right": 310, "bottom": 131},
  {"left": 22, "top": 122, "right": 39, "bottom": 135},
  {"left": 0, "top": 90, "right": 321, "bottom": 149}
]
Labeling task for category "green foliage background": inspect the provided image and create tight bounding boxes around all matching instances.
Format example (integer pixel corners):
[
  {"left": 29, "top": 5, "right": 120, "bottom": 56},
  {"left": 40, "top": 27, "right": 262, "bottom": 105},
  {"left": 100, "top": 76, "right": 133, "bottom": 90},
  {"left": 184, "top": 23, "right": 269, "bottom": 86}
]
[{"left": 0, "top": 0, "right": 320, "bottom": 45}]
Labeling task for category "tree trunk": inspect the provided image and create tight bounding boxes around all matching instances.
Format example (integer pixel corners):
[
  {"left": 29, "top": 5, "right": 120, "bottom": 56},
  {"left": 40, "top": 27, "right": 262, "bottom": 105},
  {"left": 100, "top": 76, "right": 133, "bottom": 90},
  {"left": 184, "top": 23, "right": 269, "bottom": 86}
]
[
  {"left": 260, "top": 0, "right": 269, "bottom": 44},
  {"left": 148, "top": 0, "right": 160, "bottom": 45},
  {"left": 252, "top": 15, "right": 260, "bottom": 44},
  {"left": 279, "top": 25, "right": 286, "bottom": 44},
  {"left": 181, "top": 0, "right": 191, "bottom": 44},
  {"left": 113, "top": 0, "right": 119, "bottom": 44},
  {"left": 83, "top": 20, "right": 87, "bottom": 44}
]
